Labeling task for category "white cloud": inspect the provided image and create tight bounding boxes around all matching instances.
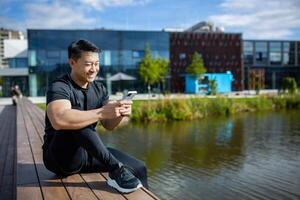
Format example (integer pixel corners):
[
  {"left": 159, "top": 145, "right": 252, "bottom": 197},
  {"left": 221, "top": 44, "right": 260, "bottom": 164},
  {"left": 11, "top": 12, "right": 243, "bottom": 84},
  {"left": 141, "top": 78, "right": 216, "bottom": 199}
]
[
  {"left": 209, "top": 0, "right": 300, "bottom": 39},
  {"left": 24, "top": 1, "right": 96, "bottom": 29},
  {"left": 79, "top": 0, "right": 151, "bottom": 11},
  {"left": 0, "top": 0, "right": 152, "bottom": 30}
]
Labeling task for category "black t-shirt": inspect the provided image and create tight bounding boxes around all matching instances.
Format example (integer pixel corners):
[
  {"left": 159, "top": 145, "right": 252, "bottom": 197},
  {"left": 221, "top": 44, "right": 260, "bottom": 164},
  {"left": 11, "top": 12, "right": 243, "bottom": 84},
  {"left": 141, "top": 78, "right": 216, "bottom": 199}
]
[{"left": 43, "top": 74, "right": 109, "bottom": 148}]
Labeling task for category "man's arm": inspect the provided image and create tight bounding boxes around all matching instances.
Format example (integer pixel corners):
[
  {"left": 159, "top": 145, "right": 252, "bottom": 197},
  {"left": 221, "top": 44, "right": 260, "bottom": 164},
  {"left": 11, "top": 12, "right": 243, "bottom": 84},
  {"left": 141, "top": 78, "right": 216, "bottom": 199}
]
[{"left": 47, "top": 99, "right": 123, "bottom": 130}]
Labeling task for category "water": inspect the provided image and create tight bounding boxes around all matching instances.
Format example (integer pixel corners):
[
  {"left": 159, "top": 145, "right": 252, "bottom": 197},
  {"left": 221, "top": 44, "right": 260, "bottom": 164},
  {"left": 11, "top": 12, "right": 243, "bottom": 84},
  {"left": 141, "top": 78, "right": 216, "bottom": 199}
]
[{"left": 98, "top": 110, "right": 300, "bottom": 200}]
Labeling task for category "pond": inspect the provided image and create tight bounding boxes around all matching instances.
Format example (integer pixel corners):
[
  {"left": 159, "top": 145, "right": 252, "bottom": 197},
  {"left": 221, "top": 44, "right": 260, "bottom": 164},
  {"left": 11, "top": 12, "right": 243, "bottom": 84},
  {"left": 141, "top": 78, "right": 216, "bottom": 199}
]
[{"left": 98, "top": 110, "right": 300, "bottom": 200}]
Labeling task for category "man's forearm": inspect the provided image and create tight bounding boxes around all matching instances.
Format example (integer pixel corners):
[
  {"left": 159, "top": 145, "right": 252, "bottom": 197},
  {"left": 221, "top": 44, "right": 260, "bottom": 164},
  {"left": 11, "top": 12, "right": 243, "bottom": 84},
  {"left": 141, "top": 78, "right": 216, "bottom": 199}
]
[
  {"left": 101, "top": 116, "right": 124, "bottom": 131},
  {"left": 53, "top": 108, "right": 102, "bottom": 130}
]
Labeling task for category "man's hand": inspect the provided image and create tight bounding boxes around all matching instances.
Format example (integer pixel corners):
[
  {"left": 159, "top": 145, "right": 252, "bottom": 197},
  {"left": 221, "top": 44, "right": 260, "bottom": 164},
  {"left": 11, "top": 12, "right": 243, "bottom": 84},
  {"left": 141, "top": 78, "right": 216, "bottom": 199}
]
[
  {"left": 100, "top": 101, "right": 123, "bottom": 119},
  {"left": 100, "top": 100, "right": 132, "bottom": 130},
  {"left": 119, "top": 100, "right": 132, "bottom": 116}
]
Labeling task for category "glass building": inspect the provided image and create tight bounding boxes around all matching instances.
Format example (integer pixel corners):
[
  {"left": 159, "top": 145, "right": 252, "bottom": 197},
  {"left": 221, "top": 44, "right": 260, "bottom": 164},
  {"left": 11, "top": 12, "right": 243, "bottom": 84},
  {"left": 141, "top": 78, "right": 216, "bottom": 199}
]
[
  {"left": 28, "top": 29, "right": 169, "bottom": 96},
  {"left": 243, "top": 40, "right": 300, "bottom": 89}
]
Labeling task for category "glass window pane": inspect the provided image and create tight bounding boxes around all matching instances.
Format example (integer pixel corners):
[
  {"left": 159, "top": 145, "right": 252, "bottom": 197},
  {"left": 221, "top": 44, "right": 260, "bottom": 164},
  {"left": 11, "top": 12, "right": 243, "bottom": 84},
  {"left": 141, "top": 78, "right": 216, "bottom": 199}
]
[
  {"left": 283, "top": 42, "right": 290, "bottom": 52},
  {"left": 47, "top": 50, "right": 60, "bottom": 58},
  {"left": 255, "top": 42, "right": 267, "bottom": 52},
  {"left": 132, "top": 50, "right": 144, "bottom": 58},
  {"left": 244, "top": 52, "right": 253, "bottom": 64},
  {"left": 104, "top": 50, "right": 111, "bottom": 66},
  {"left": 28, "top": 50, "right": 37, "bottom": 66},
  {"left": 179, "top": 53, "right": 186, "bottom": 60},
  {"left": 255, "top": 52, "right": 268, "bottom": 64},
  {"left": 270, "top": 42, "right": 281, "bottom": 52},
  {"left": 243, "top": 41, "right": 254, "bottom": 52},
  {"left": 37, "top": 50, "right": 46, "bottom": 65},
  {"left": 60, "top": 50, "right": 68, "bottom": 64},
  {"left": 270, "top": 52, "right": 281, "bottom": 65}
]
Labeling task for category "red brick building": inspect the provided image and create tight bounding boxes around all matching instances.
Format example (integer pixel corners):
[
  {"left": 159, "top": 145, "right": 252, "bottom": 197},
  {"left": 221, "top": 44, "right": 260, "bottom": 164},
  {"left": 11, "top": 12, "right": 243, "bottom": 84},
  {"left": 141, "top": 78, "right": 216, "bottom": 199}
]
[{"left": 170, "top": 32, "right": 244, "bottom": 92}]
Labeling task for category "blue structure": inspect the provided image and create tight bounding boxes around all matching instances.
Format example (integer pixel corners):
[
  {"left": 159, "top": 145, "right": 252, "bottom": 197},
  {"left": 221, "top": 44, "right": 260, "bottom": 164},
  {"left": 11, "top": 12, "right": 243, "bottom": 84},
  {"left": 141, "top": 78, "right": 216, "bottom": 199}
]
[{"left": 185, "top": 71, "right": 234, "bottom": 94}]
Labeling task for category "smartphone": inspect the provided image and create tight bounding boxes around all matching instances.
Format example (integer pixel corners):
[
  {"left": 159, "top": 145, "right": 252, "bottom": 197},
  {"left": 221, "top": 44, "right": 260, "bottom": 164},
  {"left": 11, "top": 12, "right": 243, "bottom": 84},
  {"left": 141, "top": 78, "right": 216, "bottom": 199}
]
[{"left": 122, "top": 91, "right": 137, "bottom": 100}]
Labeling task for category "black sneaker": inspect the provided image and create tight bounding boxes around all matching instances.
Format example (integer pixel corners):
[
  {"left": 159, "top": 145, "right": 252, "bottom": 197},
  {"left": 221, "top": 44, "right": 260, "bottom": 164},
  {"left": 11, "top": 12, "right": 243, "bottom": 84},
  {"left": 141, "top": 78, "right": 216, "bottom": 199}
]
[{"left": 107, "top": 164, "right": 142, "bottom": 193}]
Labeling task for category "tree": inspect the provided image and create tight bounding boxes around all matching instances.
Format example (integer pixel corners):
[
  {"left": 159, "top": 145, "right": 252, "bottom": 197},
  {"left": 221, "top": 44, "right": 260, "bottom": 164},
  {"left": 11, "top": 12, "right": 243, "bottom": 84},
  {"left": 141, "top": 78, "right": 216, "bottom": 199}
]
[
  {"left": 282, "top": 77, "right": 297, "bottom": 94},
  {"left": 186, "top": 52, "right": 206, "bottom": 79},
  {"left": 138, "top": 45, "right": 169, "bottom": 95}
]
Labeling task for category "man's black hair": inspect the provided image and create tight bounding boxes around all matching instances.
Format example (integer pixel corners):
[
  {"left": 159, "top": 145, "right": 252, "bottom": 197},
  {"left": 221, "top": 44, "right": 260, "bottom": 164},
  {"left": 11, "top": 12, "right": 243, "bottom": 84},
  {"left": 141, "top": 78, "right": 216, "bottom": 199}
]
[{"left": 68, "top": 39, "right": 100, "bottom": 60}]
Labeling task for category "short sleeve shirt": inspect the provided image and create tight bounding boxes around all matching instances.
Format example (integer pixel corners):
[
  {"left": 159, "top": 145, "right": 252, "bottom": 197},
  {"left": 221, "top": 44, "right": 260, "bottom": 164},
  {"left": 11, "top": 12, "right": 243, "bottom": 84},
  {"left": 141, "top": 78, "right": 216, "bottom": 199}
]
[{"left": 44, "top": 74, "right": 109, "bottom": 144}]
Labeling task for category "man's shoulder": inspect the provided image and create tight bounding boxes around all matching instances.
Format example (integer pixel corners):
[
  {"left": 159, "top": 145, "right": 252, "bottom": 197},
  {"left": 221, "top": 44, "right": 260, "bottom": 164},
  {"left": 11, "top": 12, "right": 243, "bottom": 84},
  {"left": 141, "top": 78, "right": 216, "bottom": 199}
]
[
  {"left": 46, "top": 74, "right": 71, "bottom": 104},
  {"left": 50, "top": 74, "right": 70, "bottom": 88}
]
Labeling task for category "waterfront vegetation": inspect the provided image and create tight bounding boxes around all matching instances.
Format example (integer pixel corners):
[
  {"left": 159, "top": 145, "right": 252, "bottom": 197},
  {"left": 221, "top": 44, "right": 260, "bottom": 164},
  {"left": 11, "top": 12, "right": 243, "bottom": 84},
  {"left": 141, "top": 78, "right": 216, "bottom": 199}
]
[
  {"left": 37, "top": 94, "right": 300, "bottom": 123},
  {"left": 131, "top": 94, "right": 300, "bottom": 122}
]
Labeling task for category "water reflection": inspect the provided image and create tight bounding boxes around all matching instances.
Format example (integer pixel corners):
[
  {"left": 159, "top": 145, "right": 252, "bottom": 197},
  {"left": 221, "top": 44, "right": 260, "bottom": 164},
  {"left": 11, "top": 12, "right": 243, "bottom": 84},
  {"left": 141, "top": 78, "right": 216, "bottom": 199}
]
[{"left": 98, "top": 110, "right": 300, "bottom": 200}]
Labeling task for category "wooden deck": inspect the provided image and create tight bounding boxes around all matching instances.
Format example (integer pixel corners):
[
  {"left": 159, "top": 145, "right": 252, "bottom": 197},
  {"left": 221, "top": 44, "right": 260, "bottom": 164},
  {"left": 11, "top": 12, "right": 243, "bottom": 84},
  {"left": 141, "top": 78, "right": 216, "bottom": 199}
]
[{"left": 0, "top": 98, "right": 159, "bottom": 200}]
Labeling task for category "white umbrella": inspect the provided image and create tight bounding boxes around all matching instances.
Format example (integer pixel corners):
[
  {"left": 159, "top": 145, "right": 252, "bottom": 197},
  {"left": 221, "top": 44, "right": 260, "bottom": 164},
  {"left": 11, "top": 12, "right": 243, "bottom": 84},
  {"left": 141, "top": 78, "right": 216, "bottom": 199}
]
[
  {"left": 108, "top": 72, "right": 136, "bottom": 81},
  {"left": 95, "top": 76, "right": 105, "bottom": 81},
  {"left": 107, "top": 72, "right": 136, "bottom": 92}
]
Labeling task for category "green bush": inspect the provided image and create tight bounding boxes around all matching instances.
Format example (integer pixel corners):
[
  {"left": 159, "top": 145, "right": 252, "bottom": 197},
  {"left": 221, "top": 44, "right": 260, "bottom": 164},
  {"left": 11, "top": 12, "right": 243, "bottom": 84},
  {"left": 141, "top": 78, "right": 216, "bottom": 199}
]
[
  {"left": 131, "top": 95, "right": 300, "bottom": 122},
  {"left": 282, "top": 77, "right": 298, "bottom": 94}
]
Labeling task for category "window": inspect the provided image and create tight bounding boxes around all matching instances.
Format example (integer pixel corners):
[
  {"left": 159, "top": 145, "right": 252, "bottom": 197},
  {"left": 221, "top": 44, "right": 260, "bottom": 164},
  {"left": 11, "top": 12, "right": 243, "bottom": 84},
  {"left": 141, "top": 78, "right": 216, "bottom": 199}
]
[
  {"left": 255, "top": 52, "right": 268, "bottom": 64},
  {"left": 270, "top": 42, "right": 281, "bottom": 52},
  {"left": 283, "top": 42, "right": 290, "bottom": 52},
  {"left": 132, "top": 50, "right": 144, "bottom": 58},
  {"left": 283, "top": 42, "right": 295, "bottom": 65},
  {"left": 255, "top": 42, "right": 268, "bottom": 65},
  {"left": 270, "top": 52, "right": 281, "bottom": 65},
  {"left": 179, "top": 53, "right": 186, "bottom": 60},
  {"left": 283, "top": 53, "right": 289, "bottom": 65},
  {"left": 255, "top": 42, "right": 267, "bottom": 52},
  {"left": 28, "top": 50, "right": 36, "bottom": 67},
  {"left": 47, "top": 50, "right": 60, "bottom": 58},
  {"left": 103, "top": 50, "right": 111, "bottom": 66}
]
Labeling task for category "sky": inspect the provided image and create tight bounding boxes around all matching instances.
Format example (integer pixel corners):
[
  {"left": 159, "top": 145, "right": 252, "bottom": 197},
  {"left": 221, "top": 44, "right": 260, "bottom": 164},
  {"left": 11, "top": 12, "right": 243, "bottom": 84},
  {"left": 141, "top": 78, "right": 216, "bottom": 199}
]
[{"left": 0, "top": 0, "right": 300, "bottom": 40}]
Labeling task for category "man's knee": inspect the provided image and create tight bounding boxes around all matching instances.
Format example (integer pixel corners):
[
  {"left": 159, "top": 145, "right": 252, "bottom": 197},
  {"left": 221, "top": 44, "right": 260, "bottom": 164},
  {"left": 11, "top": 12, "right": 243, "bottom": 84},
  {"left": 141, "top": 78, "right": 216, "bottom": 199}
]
[{"left": 135, "top": 160, "right": 147, "bottom": 177}]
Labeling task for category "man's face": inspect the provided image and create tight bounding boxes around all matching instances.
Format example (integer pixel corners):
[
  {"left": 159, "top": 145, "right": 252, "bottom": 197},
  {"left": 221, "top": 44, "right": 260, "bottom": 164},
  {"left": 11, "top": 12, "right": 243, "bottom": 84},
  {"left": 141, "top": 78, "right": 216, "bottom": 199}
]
[{"left": 69, "top": 51, "right": 99, "bottom": 83}]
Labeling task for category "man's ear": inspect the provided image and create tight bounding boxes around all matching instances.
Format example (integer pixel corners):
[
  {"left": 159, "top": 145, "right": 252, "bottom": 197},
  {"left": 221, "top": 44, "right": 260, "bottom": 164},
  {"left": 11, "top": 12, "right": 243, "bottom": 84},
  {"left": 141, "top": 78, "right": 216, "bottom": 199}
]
[{"left": 68, "top": 58, "right": 76, "bottom": 69}]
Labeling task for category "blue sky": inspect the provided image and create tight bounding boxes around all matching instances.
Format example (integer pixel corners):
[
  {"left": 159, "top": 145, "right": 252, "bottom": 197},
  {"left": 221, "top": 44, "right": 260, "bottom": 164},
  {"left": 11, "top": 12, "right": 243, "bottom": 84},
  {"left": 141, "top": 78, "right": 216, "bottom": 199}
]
[{"left": 1, "top": 0, "right": 300, "bottom": 40}]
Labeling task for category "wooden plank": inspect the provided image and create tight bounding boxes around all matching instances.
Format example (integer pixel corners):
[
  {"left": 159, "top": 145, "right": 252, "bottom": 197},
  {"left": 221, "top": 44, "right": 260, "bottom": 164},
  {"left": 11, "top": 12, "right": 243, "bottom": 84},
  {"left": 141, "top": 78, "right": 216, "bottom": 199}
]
[
  {"left": 17, "top": 183, "right": 45, "bottom": 200},
  {"left": 0, "top": 106, "right": 11, "bottom": 188},
  {"left": 0, "top": 106, "right": 16, "bottom": 200},
  {"left": 0, "top": 106, "right": 17, "bottom": 199},
  {"left": 16, "top": 100, "right": 43, "bottom": 199},
  {"left": 101, "top": 172, "right": 159, "bottom": 200},
  {"left": 61, "top": 174, "right": 98, "bottom": 200},
  {"left": 23, "top": 99, "right": 98, "bottom": 200},
  {"left": 20, "top": 101, "right": 71, "bottom": 200},
  {"left": 81, "top": 173, "right": 127, "bottom": 200}
]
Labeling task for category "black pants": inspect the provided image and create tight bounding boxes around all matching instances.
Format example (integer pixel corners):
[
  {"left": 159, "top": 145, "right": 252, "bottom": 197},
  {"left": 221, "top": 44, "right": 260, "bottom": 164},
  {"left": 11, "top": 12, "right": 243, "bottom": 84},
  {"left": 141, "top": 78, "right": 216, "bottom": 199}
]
[{"left": 43, "top": 127, "right": 148, "bottom": 188}]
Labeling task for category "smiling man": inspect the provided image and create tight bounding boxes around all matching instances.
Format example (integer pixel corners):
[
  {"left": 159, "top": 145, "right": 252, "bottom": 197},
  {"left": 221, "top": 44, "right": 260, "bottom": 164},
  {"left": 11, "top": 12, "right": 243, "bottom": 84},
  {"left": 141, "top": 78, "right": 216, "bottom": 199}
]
[{"left": 42, "top": 39, "right": 148, "bottom": 193}]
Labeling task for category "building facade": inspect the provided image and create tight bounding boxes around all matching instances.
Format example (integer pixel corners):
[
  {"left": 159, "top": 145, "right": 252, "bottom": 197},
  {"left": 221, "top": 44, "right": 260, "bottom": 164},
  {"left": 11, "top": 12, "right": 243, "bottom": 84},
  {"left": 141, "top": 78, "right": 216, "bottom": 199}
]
[
  {"left": 243, "top": 40, "right": 300, "bottom": 89},
  {"left": 0, "top": 39, "right": 28, "bottom": 97},
  {"left": 170, "top": 32, "right": 243, "bottom": 92},
  {"left": 0, "top": 28, "right": 24, "bottom": 68},
  {"left": 28, "top": 29, "right": 169, "bottom": 96}
]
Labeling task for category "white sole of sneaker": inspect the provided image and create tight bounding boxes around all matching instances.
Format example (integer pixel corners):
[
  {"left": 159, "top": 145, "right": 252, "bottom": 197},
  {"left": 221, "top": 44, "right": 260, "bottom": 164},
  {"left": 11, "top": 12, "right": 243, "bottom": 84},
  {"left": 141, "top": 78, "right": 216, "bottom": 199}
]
[{"left": 107, "top": 177, "right": 143, "bottom": 193}]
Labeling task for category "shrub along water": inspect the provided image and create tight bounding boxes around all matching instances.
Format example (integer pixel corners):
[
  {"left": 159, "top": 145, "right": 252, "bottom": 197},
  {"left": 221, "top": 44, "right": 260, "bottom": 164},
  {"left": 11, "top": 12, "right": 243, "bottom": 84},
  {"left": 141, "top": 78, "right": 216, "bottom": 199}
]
[{"left": 131, "top": 94, "right": 300, "bottom": 122}]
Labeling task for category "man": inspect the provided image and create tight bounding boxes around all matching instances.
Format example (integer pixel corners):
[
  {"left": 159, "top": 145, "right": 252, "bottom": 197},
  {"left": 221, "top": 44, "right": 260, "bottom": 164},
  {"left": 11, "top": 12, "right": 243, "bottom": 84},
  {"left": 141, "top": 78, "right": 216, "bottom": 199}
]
[{"left": 43, "top": 39, "right": 148, "bottom": 193}]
